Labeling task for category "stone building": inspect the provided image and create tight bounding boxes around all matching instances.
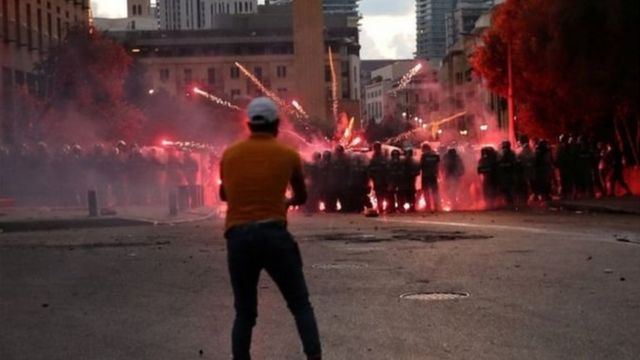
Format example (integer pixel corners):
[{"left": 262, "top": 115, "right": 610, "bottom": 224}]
[{"left": 0, "top": 0, "right": 90, "bottom": 143}]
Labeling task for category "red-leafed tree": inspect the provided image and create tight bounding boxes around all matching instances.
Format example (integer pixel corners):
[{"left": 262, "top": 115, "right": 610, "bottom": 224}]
[
  {"left": 472, "top": 0, "right": 640, "bottom": 144},
  {"left": 35, "top": 26, "right": 146, "bottom": 145}
]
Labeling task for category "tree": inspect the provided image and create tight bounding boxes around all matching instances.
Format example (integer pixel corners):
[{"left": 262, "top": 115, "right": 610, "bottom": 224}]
[
  {"left": 472, "top": 0, "right": 639, "bottom": 143},
  {"left": 35, "top": 26, "right": 146, "bottom": 145}
]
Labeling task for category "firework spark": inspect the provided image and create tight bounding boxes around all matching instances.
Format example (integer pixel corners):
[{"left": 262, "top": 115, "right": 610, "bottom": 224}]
[
  {"left": 193, "top": 87, "right": 241, "bottom": 111},
  {"left": 234, "top": 62, "right": 286, "bottom": 108},
  {"left": 328, "top": 46, "right": 339, "bottom": 124},
  {"left": 291, "top": 100, "right": 309, "bottom": 118},
  {"left": 385, "top": 111, "right": 466, "bottom": 145},
  {"left": 390, "top": 63, "right": 423, "bottom": 95}
]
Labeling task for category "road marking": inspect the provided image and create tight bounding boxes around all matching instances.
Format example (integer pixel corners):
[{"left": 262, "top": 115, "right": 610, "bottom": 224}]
[{"left": 380, "top": 218, "right": 638, "bottom": 244}]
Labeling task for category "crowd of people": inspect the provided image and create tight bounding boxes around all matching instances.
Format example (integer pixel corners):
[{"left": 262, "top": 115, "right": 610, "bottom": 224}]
[
  {"left": 304, "top": 135, "right": 633, "bottom": 213},
  {"left": 0, "top": 141, "right": 210, "bottom": 208}
]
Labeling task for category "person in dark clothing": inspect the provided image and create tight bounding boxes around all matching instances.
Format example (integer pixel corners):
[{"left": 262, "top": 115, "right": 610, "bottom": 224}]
[
  {"left": 498, "top": 141, "right": 517, "bottom": 206},
  {"left": 574, "top": 136, "right": 595, "bottom": 198},
  {"left": 420, "top": 143, "right": 441, "bottom": 212},
  {"left": 304, "top": 152, "right": 323, "bottom": 213},
  {"left": 368, "top": 142, "right": 390, "bottom": 212},
  {"left": 607, "top": 143, "right": 632, "bottom": 196},
  {"left": 346, "top": 155, "right": 371, "bottom": 212},
  {"left": 533, "top": 140, "right": 553, "bottom": 201},
  {"left": 387, "top": 149, "right": 404, "bottom": 212},
  {"left": 319, "top": 151, "right": 334, "bottom": 211},
  {"left": 398, "top": 148, "right": 420, "bottom": 211},
  {"left": 555, "top": 134, "right": 575, "bottom": 199},
  {"left": 477, "top": 146, "right": 499, "bottom": 209},
  {"left": 516, "top": 135, "right": 534, "bottom": 204},
  {"left": 331, "top": 145, "right": 350, "bottom": 211},
  {"left": 442, "top": 147, "right": 465, "bottom": 209}
]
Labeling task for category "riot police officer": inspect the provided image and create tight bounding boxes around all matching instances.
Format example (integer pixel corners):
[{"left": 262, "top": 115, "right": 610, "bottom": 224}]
[
  {"left": 477, "top": 146, "right": 499, "bottom": 209},
  {"left": 368, "top": 142, "right": 390, "bottom": 212},
  {"left": 498, "top": 141, "right": 517, "bottom": 206},
  {"left": 420, "top": 143, "right": 441, "bottom": 212}
]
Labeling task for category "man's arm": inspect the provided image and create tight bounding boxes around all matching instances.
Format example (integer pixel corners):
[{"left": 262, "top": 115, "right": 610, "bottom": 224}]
[{"left": 286, "top": 156, "right": 307, "bottom": 207}]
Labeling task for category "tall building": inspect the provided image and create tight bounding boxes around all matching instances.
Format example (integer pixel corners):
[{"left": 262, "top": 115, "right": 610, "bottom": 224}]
[
  {"left": 416, "top": 0, "right": 455, "bottom": 63},
  {"left": 0, "top": 0, "right": 90, "bottom": 143},
  {"left": 445, "top": 0, "right": 493, "bottom": 50},
  {"left": 158, "top": 0, "right": 257, "bottom": 30},
  {"left": 94, "top": 0, "right": 158, "bottom": 32},
  {"left": 268, "top": 0, "right": 359, "bottom": 17}
]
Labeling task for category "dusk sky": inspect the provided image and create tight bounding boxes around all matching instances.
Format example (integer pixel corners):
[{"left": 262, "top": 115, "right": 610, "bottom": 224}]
[{"left": 92, "top": 0, "right": 416, "bottom": 59}]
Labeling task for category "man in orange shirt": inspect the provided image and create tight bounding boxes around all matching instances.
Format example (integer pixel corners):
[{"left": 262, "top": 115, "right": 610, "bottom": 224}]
[{"left": 220, "top": 97, "right": 322, "bottom": 360}]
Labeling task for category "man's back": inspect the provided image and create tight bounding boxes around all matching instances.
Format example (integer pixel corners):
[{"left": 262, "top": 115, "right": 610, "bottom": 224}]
[{"left": 221, "top": 134, "right": 302, "bottom": 230}]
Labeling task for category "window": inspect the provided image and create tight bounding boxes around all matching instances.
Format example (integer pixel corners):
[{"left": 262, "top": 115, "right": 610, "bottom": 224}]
[
  {"left": 276, "top": 65, "right": 286, "bottom": 78},
  {"left": 36, "top": 8, "right": 43, "bottom": 51},
  {"left": 231, "top": 89, "right": 241, "bottom": 98},
  {"left": 254, "top": 66, "right": 262, "bottom": 80},
  {"left": 132, "top": 5, "right": 137, "bottom": 15},
  {"left": 184, "top": 68, "right": 192, "bottom": 83},
  {"left": 230, "top": 67, "right": 240, "bottom": 79},
  {"left": 207, "top": 67, "right": 215, "bottom": 84},
  {"left": 160, "top": 68, "right": 170, "bottom": 82}
]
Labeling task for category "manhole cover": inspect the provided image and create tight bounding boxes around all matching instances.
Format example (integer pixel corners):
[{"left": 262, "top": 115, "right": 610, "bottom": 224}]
[
  {"left": 400, "top": 292, "right": 470, "bottom": 301},
  {"left": 312, "top": 263, "right": 367, "bottom": 270}
]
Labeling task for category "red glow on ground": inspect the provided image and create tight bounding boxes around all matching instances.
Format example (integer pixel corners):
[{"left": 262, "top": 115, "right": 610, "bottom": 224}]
[
  {"left": 318, "top": 202, "right": 326, "bottom": 212},
  {"left": 417, "top": 196, "right": 427, "bottom": 210},
  {"left": 161, "top": 139, "right": 173, "bottom": 146}
]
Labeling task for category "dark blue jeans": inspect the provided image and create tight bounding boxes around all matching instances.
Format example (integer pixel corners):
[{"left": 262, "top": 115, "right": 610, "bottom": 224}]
[{"left": 225, "top": 222, "right": 321, "bottom": 360}]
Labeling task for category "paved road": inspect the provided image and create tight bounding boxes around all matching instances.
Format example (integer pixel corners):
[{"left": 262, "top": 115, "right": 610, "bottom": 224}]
[{"left": 1, "top": 210, "right": 639, "bottom": 359}]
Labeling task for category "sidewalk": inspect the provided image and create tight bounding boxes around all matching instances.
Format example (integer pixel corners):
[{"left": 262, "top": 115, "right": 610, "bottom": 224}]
[
  {"left": 554, "top": 196, "right": 640, "bottom": 215},
  {"left": 0, "top": 206, "right": 218, "bottom": 233}
]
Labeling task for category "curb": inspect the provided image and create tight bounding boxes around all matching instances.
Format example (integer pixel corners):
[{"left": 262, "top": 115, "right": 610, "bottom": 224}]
[
  {"left": 0, "top": 211, "right": 218, "bottom": 233},
  {"left": 552, "top": 201, "right": 640, "bottom": 215}
]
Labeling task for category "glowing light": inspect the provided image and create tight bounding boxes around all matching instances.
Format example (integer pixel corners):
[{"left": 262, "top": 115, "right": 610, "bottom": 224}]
[
  {"left": 234, "top": 62, "right": 287, "bottom": 109},
  {"left": 328, "top": 46, "right": 339, "bottom": 123},
  {"left": 382, "top": 200, "right": 388, "bottom": 211},
  {"left": 460, "top": 130, "right": 469, "bottom": 136},
  {"left": 349, "top": 136, "right": 363, "bottom": 147},
  {"left": 319, "top": 202, "right": 326, "bottom": 212},
  {"left": 390, "top": 62, "right": 423, "bottom": 95},
  {"left": 403, "top": 203, "right": 411, "bottom": 211},
  {"left": 340, "top": 117, "right": 356, "bottom": 146},
  {"left": 193, "top": 88, "right": 242, "bottom": 111},
  {"left": 422, "top": 124, "right": 427, "bottom": 129},
  {"left": 480, "top": 124, "right": 489, "bottom": 131},
  {"left": 161, "top": 139, "right": 173, "bottom": 146},
  {"left": 442, "top": 206, "right": 452, "bottom": 212},
  {"left": 418, "top": 196, "right": 427, "bottom": 210},
  {"left": 291, "top": 100, "right": 309, "bottom": 118},
  {"left": 437, "top": 129, "right": 444, "bottom": 135},
  {"left": 217, "top": 178, "right": 222, "bottom": 186},
  {"left": 131, "top": 48, "right": 141, "bottom": 53},
  {"left": 148, "top": 89, "right": 155, "bottom": 95},
  {"left": 336, "top": 200, "right": 342, "bottom": 211}
]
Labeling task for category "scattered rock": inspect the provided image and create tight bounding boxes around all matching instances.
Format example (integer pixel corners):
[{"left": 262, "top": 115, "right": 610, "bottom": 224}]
[
  {"left": 616, "top": 238, "right": 630, "bottom": 243},
  {"left": 199, "top": 349, "right": 203, "bottom": 356},
  {"left": 41, "top": 303, "right": 49, "bottom": 308},
  {"left": 620, "top": 277, "right": 626, "bottom": 282},
  {"left": 587, "top": 256, "right": 592, "bottom": 261}
]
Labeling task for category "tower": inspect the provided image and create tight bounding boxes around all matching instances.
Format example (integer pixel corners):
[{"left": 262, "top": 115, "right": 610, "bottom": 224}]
[
  {"left": 293, "top": 0, "right": 327, "bottom": 121},
  {"left": 128, "top": 0, "right": 152, "bottom": 17}
]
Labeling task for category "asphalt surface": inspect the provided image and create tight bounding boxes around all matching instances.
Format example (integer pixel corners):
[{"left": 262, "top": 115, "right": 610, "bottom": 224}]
[{"left": 1, "top": 210, "right": 639, "bottom": 360}]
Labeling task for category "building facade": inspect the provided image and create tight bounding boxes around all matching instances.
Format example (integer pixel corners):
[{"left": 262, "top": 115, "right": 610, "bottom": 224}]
[
  {"left": 109, "top": 24, "right": 360, "bottom": 120},
  {"left": 94, "top": 0, "right": 158, "bottom": 32},
  {"left": 444, "top": 0, "right": 492, "bottom": 50},
  {"left": 363, "top": 60, "right": 418, "bottom": 125},
  {"left": 268, "top": 0, "right": 359, "bottom": 17},
  {"left": 416, "top": 0, "right": 455, "bottom": 63},
  {"left": 158, "top": 0, "right": 258, "bottom": 30},
  {"left": 0, "top": 0, "right": 90, "bottom": 143}
]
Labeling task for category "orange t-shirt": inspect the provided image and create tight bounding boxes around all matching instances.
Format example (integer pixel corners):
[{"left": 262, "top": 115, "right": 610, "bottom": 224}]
[{"left": 221, "top": 133, "right": 303, "bottom": 230}]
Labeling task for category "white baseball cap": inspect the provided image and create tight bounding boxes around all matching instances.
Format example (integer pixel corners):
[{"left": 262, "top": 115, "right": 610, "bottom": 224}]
[{"left": 247, "top": 97, "right": 279, "bottom": 124}]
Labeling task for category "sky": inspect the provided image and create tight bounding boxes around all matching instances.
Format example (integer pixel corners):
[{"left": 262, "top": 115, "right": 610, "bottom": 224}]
[{"left": 91, "top": 0, "right": 416, "bottom": 59}]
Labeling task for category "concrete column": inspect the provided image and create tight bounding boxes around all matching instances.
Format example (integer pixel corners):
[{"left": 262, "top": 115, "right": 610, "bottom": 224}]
[{"left": 293, "top": 0, "right": 326, "bottom": 121}]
